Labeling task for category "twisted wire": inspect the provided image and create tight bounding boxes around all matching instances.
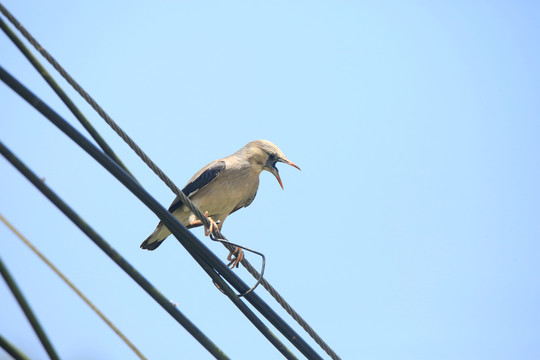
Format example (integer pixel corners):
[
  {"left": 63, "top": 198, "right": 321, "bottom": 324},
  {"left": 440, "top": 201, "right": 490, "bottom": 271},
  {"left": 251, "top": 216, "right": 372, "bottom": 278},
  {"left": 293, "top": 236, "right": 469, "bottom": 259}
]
[
  {"left": 0, "top": 4, "right": 341, "bottom": 359},
  {"left": 241, "top": 260, "right": 338, "bottom": 359}
]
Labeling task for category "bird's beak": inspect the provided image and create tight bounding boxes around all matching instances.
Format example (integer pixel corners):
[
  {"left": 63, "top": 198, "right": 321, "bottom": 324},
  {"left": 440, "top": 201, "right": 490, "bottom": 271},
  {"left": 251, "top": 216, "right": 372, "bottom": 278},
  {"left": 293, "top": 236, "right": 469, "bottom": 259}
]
[
  {"left": 274, "top": 171, "right": 284, "bottom": 190},
  {"left": 281, "top": 159, "right": 301, "bottom": 171},
  {"left": 271, "top": 158, "right": 301, "bottom": 190}
]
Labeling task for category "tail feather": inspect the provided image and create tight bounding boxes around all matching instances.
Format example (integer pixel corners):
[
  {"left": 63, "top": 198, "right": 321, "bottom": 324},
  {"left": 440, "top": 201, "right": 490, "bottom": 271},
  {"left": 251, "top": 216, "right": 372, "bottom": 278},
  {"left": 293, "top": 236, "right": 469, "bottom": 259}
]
[{"left": 140, "top": 222, "right": 171, "bottom": 250}]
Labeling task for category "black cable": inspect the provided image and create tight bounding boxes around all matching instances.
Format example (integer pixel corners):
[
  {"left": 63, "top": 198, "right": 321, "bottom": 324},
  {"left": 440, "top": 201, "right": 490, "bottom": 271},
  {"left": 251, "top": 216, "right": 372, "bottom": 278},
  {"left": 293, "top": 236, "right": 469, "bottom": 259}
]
[
  {"left": 0, "top": 141, "right": 231, "bottom": 360},
  {"left": 0, "top": 333, "right": 31, "bottom": 360},
  {"left": 1, "top": 8, "right": 265, "bottom": 298},
  {"left": 0, "top": 16, "right": 134, "bottom": 179},
  {"left": 0, "top": 69, "right": 301, "bottom": 360},
  {"left": 0, "top": 213, "right": 147, "bottom": 360},
  {"left": 0, "top": 256, "right": 60, "bottom": 360},
  {"left": 0, "top": 65, "right": 321, "bottom": 359},
  {"left": 0, "top": 107, "right": 297, "bottom": 360},
  {"left": 0, "top": 4, "right": 340, "bottom": 358}
]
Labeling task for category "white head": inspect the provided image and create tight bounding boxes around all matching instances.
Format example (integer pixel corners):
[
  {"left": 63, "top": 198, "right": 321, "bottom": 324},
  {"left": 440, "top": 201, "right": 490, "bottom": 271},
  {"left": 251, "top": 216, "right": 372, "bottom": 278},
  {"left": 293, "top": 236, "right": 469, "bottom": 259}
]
[{"left": 238, "top": 140, "right": 301, "bottom": 189}]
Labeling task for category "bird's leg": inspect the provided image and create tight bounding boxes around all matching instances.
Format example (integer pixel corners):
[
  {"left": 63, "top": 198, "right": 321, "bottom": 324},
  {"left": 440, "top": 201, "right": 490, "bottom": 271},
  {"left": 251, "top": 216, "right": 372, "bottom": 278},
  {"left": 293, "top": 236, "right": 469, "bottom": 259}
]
[
  {"left": 203, "top": 211, "right": 219, "bottom": 236},
  {"left": 204, "top": 223, "right": 213, "bottom": 236},
  {"left": 226, "top": 247, "right": 244, "bottom": 268},
  {"left": 188, "top": 211, "right": 219, "bottom": 237},
  {"left": 189, "top": 212, "right": 242, "bottom": 268}
]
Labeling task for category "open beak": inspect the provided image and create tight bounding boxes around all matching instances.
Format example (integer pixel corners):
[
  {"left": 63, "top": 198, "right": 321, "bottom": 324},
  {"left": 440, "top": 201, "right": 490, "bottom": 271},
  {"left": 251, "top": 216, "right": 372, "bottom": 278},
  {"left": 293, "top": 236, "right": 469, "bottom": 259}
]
[
  {"left": 274, "top": 171, "right": 284, "bottom": 190},
  {"left": 271, "top": 159, "right": 301, "bottom": 190}
]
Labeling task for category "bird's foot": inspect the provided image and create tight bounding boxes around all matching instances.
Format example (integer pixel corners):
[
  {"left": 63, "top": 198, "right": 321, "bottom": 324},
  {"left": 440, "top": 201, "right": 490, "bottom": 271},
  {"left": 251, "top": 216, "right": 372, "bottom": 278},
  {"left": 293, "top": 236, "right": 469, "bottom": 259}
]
[
  {"left": 226, "top": 246, "right": 244, "bottom": 268},
  {"left": 188, "top": 211, "right": 219, "bottom": 237},
  {"left": 203, "top": 211, "right": 219, "bottom": 237}
]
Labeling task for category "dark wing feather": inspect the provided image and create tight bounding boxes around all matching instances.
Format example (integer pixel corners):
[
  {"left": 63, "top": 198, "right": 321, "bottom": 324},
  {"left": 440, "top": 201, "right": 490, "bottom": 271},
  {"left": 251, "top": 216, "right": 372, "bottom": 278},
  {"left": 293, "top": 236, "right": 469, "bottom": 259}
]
[{"left": 168, "top": 160, "right": 226, "bottom": 213}]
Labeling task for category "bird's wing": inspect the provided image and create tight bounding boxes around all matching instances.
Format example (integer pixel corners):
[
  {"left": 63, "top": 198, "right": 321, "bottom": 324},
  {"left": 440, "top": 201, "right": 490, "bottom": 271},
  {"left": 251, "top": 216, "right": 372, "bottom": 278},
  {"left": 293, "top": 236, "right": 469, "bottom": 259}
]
[{"left": 168, "top": 160, "right": 226, "bottom": 213}]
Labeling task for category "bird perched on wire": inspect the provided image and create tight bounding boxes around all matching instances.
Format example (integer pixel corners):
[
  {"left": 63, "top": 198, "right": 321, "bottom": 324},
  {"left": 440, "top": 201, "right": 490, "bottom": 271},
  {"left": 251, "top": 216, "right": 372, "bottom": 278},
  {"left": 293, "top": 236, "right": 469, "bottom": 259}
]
[{"left": 140, "top": 140, "right": 301, "bottom": 268}]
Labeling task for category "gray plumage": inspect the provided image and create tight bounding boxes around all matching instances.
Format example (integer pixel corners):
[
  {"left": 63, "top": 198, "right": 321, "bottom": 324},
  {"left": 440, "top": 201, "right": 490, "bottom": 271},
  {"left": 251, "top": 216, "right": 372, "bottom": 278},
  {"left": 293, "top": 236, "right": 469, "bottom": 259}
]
[{"left": 141, "top": 140, "right": 300, "bottom": 250}]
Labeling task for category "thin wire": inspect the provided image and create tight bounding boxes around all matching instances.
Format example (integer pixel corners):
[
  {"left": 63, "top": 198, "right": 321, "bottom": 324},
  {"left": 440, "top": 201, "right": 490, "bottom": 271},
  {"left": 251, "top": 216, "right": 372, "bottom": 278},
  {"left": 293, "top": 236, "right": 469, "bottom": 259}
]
[
  {"left": 0, "top": 4, "right": 341, "bottom": 359},
  {"left": 209, "top": 233, "right": 265, "bottom": 297},
  {"left": 0, "top": 213, "right": 147, "bottom": 360}
]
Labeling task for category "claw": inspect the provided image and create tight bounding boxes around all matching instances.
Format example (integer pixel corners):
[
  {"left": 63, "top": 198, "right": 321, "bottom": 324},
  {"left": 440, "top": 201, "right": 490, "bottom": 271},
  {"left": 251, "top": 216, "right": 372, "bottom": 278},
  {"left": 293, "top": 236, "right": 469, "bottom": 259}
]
[
  {"left": 226, "top": 246, "right": 244, "bottom": 268},
  {"left": 189, "top": 212, "right": 242, "bottom": 268}
]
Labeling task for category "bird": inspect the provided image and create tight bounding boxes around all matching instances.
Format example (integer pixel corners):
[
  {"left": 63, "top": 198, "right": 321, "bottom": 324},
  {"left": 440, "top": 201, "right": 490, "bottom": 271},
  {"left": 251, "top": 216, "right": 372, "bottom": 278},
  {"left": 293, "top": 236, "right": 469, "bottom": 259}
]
[{"left": 140, "top": 140, "right": 301, "bottom": 268}]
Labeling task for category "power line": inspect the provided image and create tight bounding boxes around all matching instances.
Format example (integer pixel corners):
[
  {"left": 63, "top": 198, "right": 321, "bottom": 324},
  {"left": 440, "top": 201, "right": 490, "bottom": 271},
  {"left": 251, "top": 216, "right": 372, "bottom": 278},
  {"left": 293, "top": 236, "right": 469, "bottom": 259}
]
[
  {"left": 0, "top": 4, "right": 341, "bottom": 358},
  {"left": 0, "top": 66, "right": 313, "bottom": 359},
  {"left": 0, "top": 138, "right": 232, "bottom": 360},
  {"left": 0, "top": 16, "right": 133, "bottom": 180},
  {"left": 0, "top": 213, "right": 147, "bottom": 360},
  {"left": 0, "top": 256, "right": 60, "bottom": 360},
  {"left": 0, "top": 333, "right": 31, "bottom": 360}
]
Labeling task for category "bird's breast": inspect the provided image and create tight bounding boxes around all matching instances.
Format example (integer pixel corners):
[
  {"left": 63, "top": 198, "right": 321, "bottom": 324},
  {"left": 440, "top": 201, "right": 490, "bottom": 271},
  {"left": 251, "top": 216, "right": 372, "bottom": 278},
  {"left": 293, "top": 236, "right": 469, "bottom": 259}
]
[{"left": 191, "top": 166, "right": 260, "bottom": 218}]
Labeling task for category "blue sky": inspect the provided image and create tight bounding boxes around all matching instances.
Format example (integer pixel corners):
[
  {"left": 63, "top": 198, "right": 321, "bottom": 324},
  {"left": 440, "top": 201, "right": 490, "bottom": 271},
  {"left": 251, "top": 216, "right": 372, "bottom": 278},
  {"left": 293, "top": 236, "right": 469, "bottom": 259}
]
[{"left": 1, "top": 1, "right": 539, "bottom": 359}]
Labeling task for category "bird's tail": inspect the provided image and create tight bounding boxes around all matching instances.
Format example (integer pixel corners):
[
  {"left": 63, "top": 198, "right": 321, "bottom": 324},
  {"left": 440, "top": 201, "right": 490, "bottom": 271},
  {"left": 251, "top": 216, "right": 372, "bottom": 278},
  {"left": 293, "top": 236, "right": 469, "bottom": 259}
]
[{"left": 140, "top": 222, "right": 171, "bottom": 250}]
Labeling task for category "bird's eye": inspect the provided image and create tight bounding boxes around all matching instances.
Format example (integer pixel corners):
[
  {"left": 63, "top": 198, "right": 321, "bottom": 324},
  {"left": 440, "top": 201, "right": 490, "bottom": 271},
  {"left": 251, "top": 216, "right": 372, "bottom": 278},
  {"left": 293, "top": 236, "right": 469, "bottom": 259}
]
[{"left": 268, "top": 154, "right": 276, "bottom": 161}]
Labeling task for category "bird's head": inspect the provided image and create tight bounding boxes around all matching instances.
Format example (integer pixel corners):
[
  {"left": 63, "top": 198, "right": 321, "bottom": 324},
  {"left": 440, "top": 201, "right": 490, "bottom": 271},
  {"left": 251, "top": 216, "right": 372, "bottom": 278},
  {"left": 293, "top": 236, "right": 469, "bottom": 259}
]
[{"left": 241, "top": 140, "right": 301, "bottom": 189}]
